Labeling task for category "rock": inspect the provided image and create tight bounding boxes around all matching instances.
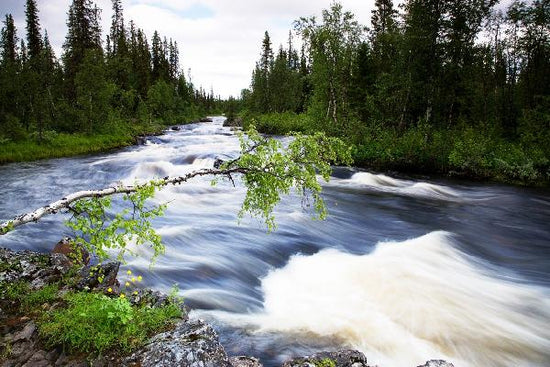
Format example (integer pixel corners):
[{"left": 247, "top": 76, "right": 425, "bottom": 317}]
[
  {"left": 13, "top": 321, "right": 36, "bottom": 342},
  {"left": 229, "top": 356, "right": 263, "bottom": 367},
  {"left": 172, "top": 126, "right": 181, "bottom": 131},
  {"left": 417, "top": 360, "right": 455, "bottom": 367},
  {"left": 282, "top": 350, "right": 371, "bottom": 367},
  {"left": 52, "top": 238, "right": 89, "bottom": 265},
  {"left": 214, "top": 158, "right": 225, "bottom": 169},
  {"left": 22, "top": 350, "right": 52, "bottom": 367},
  {"left": 77, "top": 262, "right": 120, "bottom": 291},
  {"left": 199, "top": 117, "right": 213, "bottom": 122},
  {"left": 122, "top": 319, "right": 232, "bottom": 367},
  {"left": 223, "top": 117, "right": 242, "bottom": 127}
]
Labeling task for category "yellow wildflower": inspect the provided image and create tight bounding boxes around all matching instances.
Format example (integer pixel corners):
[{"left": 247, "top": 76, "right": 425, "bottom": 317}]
[
  {"left": 126, "top": 270, "right": 132, "bottom": 275},
  {"left": 133, "top": 291, "right": 138, "bottom": 295},
  {"left": 131, "top": 277, "right": 136, "bottom": 283},
  {"left": 125, "top": 281, "right": 130, "bottom": 287},
  {"left": 137, "top": 275, "right": 143, "bottom": 282},
  {"left": 119, "top": 293, "right": 125, "bottom": 298},
  {"left": 107, "top": 287, "right": 112, "bottom": 293}
]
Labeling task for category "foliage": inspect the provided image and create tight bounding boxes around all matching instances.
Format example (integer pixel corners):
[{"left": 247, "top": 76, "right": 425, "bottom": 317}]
[
  {"left": 221, "top": 127, "right": 353, "bottom": 230},
  {"left": 65, "top": 181, "right": 167, "bottom": 264},
  {"left": 243, "top": 0, "right": 549, "bottom": 185},
  {"left": 38, "top": 291, "right": 183, "bottom": 355}
]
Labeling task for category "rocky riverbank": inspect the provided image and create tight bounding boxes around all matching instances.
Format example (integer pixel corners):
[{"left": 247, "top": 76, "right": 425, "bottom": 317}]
[{"left": 0, "top": 245, "right": 454, "bottom": 367}]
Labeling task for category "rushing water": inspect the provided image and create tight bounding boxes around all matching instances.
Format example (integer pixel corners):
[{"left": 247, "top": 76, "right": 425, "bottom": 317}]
[{"left": 1, "top": 117, "right": 549, "bottom": 366}]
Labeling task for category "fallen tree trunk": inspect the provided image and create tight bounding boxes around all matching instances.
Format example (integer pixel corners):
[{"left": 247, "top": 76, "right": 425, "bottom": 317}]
[{"left": 0, "top": 167, "right": 248, "bottom": 235}]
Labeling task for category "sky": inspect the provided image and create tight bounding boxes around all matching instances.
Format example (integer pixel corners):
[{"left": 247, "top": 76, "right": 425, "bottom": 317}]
[{"left": 0, "top": 0, "right": 512, "bottom": 99}]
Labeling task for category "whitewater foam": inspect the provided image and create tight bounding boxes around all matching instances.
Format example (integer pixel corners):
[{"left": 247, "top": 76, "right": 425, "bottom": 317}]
[
  {"left": 222, "top": 231, "right": 550, "bottom": 367},
  {"left": 332, "top": 172, "right": 461, "bottom": 201}
]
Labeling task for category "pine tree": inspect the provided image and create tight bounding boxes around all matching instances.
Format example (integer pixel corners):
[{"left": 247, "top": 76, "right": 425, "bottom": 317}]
[
  {"left": 63, "top": 0, "right": 103, "bottom": 101},
  {"left": 25, "top": 0, "right": 42, "bottom": 65},
  {"left": 1, "top": 14, "right": 18, "bottom": 65}
]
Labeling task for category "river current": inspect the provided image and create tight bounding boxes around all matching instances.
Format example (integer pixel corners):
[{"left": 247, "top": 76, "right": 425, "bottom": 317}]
[{"left": 1, "top": 117, "right": 549, "bottom": 366}]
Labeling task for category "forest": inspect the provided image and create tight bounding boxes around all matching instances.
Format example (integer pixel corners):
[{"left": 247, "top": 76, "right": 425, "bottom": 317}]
[
  {"left": 241, "top": 0, "right": 550, "bottom": 184},
  {"left": 0, "top": 0, "right": 224, "bottom": 163}
]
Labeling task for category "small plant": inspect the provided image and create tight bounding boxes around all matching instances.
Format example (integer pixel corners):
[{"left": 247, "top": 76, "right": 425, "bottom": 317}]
[
  {"left": 315, "top": 358, "right": 336, "bottom": 367},
  {"left": 39, "top": 291, "right": 183, "bottom": 355}
]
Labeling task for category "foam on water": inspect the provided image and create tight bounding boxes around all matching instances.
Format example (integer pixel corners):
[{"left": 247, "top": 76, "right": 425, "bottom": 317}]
[
  {"left": 209, "top": 231, "right": 550, "bottom": 367},
  {"left": 333, "top": 172, "right": 461, "bottom": 201}
]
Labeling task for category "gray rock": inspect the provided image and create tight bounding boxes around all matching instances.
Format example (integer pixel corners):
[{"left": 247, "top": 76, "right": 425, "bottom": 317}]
[
  {"left": 22, "top": 350, "right": 52, "bottom": 367},
  {"left": 417, "top": 360, "right": 455, "bottom": 367},
  {"left": 13, "top": 322, "right": 36, "bottom": 342},
  {"left": 122, "top": 319, "right": 231, "bottom": 367},
  {"left": 229, "top": 356, "right": 263, "bottom": 367},
  {"left": 282, "top": 350, "right": 371, "bottom": 367}
]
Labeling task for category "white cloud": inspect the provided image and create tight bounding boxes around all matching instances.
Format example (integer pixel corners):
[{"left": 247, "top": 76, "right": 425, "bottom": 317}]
[{"left": 1, "top": 0, "right": 514, "bottom": 98}]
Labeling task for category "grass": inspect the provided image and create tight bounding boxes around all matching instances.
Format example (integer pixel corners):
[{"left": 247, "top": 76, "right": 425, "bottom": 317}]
[
  {"left": 39, "top": 291, "right": 183, "bottom": 355},
  {"left": 0, "top": 121, "right": 171, "bottom": 165},
  {"left": 0, "top": 279, "right": 184, "bottom": 357}
]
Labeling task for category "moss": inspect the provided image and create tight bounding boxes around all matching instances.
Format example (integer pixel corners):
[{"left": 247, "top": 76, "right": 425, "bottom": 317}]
[{"left": 315, "top": 358, "right": 336, "bottom": 367}]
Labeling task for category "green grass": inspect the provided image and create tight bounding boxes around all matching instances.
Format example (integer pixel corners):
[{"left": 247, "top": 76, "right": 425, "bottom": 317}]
[
  {"left": 39, "top": 291, "right": 183, "bottom": 355},
  {"left": 0, "top": 122, "right": 170, "bottom": 165}
]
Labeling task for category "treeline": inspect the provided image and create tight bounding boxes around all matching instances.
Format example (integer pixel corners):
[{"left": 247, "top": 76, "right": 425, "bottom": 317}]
[
  {"left": 243, "top": 0, "right": 550, "bottom": 183},
  {"left": 0, "top": 0, "right": 221, "bottom": 145}
]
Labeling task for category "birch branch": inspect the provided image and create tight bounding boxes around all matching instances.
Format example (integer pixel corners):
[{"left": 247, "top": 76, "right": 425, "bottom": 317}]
[{"left": 0, "top": 167, "right": 249, "bottom": 235}]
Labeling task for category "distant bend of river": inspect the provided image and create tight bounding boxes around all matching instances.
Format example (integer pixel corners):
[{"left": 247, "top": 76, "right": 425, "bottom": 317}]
[{"left": 1, "top": 117, "right": 549, "bottom": 367}]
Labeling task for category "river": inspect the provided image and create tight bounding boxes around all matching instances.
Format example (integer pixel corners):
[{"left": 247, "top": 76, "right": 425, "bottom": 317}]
[{"left": 1, "top": 117, "right": 549, "bottom": 366}]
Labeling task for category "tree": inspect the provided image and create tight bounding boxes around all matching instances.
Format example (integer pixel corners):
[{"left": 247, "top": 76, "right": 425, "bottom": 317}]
[
  {"left": 250, "top": 31, "right": 274, "bottom": 113},
  {"left": 1, "top": 14, "right": 18, "bottom": 65},
  {"left": 25, "top": 0, "right": 42, "bottom": 66},
  {"left": 63, "top": 0, "right": 103, "bottom": 102},
  {"left": 295, "top": 2, "right": 364, "bottom": 131}
]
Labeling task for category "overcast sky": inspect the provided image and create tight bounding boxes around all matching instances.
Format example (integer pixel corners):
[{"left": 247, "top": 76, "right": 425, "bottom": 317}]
[{"left": 1, "top": 0, "right": 512, "bottom": 98}]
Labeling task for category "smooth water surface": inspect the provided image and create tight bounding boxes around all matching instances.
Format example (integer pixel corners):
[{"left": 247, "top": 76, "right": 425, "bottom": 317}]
[{"left": 1, "top": 117, "right": 549, "bottom": 366}]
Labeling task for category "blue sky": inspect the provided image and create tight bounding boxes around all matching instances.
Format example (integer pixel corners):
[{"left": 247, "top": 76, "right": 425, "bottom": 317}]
[{"left": 1, "top": 0, "right": 513, "bottom": 98}]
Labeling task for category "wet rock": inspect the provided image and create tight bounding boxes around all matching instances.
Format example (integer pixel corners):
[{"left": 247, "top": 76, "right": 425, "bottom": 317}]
[
  {"left": 282, "top": 350, "right": 371, "bottom": 367},
  {"left": 229, "top": 356, "right": 263, "bottom": 367},
  {"left": 172, "top": 126, "right": 181, "bottom": 131},
  {"left": 214, "top": 158, "right": 225, "bottom": 169},
  {"left": 223, "top": 117, "right": 242, "bottom": 127},
  {"left": 417, "top": 361, "right": 455, "bottom": 367},
  {"left": 122, "top": 319, "right": 232, "bottom": 367},
  {"left": 77, "top": 262, "right": 120, "bottom": 291},
  {"left": 199, "top": 117, "right": 213, "bottom": 122},
  {"left": 52, "top": 238, "right": 89, "bottom": 265}
]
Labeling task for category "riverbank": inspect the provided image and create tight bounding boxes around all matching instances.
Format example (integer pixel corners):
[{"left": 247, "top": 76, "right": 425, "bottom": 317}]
[
  {"left": 0, "top": 246, "right": 454, "bottom": 367},
  {"left": 0, "top": 118, "right": 207, "bottom": 165},
  {"left": 242, "top": 112, "right": 550, "bottom": 187}
]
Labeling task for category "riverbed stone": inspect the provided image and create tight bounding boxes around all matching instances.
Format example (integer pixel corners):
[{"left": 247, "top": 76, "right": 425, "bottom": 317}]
[
  {"left": 282, "top": 350, "right": 371, "bottom": 367},
  {"left": 122, "top": 319, "right": 232, "bottom": 367},
  {"left": 229, "top": 356, "right": 263, "bottom": 367},
  {"left": 416, "top": 360, "right": 455, "bottom": 367}
]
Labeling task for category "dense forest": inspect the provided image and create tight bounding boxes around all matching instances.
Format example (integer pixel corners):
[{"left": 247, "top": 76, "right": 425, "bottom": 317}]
[
  {"left": 242, "top": 0, "right": 550, "bottom": 184},
  {"left": 0, "top": 0, "right": 223, "bottom": 163}
]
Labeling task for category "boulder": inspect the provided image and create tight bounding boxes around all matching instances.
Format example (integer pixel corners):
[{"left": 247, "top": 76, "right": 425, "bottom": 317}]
[
  {"left": 229, "top": 356, "right": 263, "bottom": 367},
  {"left": 282, "top": 350, "right": 371, "bottom": 367},
  {"left": 52, "top": 237, "right": 89, "bottom": 265},
  {"left": 199, "top": 117, "right": 213, "bottom": 122},
  {"left": 122, "top": 319, "right": 232, "bottom": 367},
  {"left": 417, "top": 361, "right": 455, "bottom": 367},
  {"left": 77, "top": 262, "right": 120, "bottom": 291}
]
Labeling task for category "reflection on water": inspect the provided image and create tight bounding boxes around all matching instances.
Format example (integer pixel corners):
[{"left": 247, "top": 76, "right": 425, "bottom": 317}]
[{"left": 0, "top": 117, "right": 549, "bottom": 366}]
